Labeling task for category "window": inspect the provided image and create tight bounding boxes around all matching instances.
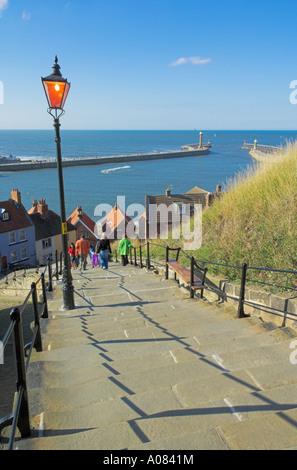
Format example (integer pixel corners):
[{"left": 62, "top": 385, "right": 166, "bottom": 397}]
[
  {"left": 9, "top": 232, "right": 16, "bottom": 244},
  {"left": 42, "top": 238, "right": 52, "bottom": 249},
  {"left": 19, "top": 229, "right": 26, "bottom": 241},
  {"left": 11, "top": 251, "right": 17, "bottom": 263},
  {"left": 2, "top": 212, "right": 9, "bottom": 221},
  {"left": 21, "top": 247, "right": 28, "bottom": 260}
]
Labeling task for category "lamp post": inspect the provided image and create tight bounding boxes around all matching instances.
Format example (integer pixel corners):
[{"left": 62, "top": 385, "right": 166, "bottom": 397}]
[{"left": 41, "top": 56, "right": 75, "bottom": 310}]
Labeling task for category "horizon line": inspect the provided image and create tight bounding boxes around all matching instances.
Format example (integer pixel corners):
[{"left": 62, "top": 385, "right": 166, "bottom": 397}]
[{"left": 0, "top": 129, "right": 296, "bottom": 132}]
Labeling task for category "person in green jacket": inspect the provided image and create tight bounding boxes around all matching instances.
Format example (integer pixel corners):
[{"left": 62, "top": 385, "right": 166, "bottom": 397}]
[{"left": 118, "top": 234, "right": 133, "bottom": 266}]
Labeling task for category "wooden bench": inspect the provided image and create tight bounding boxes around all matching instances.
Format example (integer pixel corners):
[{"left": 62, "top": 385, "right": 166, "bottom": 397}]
[{"left": 165, "top": 247, "right": 208, "bottom": 299}]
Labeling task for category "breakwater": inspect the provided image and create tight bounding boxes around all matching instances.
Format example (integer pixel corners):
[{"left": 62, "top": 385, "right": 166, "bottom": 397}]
[
  {"left": 0, "top": 148, "right": 210, "bottom": 172},
  {"left": 242, "top": 141, "right": 283, "bottom": 163}
]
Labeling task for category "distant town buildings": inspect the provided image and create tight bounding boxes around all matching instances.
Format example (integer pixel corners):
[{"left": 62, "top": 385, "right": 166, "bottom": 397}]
[
  {"left": 0, "top": 189, "right": 36, "bottom": 271},
  {"left": 28, "top": 198, "right": 77, "bottom": 266}
]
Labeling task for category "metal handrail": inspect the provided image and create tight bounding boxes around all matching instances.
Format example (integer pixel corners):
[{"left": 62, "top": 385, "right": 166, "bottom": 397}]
[
  {"left": 246, "top": 265, "right": 297, "bottom": 274},
  {"left": 130, "top": 241, "right": 296, "bottom": 319},
  {"left": 0, "top": 256, "right": 55, "bottom": 450},
  {"left": 134, "top": 241, "right": 297, "bottom": 276}
]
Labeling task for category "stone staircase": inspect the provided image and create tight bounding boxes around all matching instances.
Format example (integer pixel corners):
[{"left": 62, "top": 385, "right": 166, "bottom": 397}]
[{"left": 15, "top": 261, "right": 297, "bottom": 450}]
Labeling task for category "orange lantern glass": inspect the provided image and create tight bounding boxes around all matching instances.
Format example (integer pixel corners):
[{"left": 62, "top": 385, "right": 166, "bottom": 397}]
[{"left": 41, "top": 56, "right": 70, "bottom": 110}]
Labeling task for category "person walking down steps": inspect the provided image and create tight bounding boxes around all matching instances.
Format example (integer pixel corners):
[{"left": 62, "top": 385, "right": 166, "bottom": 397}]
[
  {"left": 118, "top": 233, "right": 133, "bottom": 266},
  {"left": 96, "top": 233, "right": 112, "bottom": 270},
  {"left": 75, "top": 234, "right": 90, "bottom": 271},
  {"left": 68, "top": 242, "right": 76, "bottom": 268}
]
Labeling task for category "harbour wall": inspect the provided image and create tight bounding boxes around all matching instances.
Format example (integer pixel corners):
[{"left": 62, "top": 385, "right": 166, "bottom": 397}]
[
  {"left": 249, "top": 150, "right": 283, "bottom": 163},
  {"left": 0, "top": 148, "right": 210, "bottom": 172}
]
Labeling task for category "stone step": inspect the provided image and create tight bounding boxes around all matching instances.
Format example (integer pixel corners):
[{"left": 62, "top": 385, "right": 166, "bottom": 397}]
[
  {"left": 205, "top": 339, "right": 294, "bottom": 372},
  {"left": 130, "top": 428, "right": 229, "bottom": 450},
  {"left": 218, "top": 406, "right": 297, "bottom": 450},
  {"left": 16, "top": 420, "right": 144, "bottom": 450},
  {"left": 39, "top": 310, "right": 235, "bottom": 343}
]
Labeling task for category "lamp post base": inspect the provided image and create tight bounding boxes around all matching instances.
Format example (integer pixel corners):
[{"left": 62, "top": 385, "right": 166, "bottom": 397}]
[
  {"left": 61, "top": 262, "right": 75, "bottom": 310},
  {"left": 62, "top": 284, "right": 75, "bottom": 310}
]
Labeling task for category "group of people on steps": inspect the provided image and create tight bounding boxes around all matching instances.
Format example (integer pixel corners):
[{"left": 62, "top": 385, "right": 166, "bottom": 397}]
[{"left": 68, "top": 233, "right": 133, "bottom": 271}]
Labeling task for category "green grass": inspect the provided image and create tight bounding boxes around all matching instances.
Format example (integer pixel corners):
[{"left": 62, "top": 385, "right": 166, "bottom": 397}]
[{"left": 141, "top": 143, "right": 297, "bottom": 292}]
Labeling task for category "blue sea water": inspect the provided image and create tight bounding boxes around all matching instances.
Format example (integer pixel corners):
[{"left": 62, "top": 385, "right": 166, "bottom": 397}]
[{"left": 0, "top": 130, "right": 296, "bottom": 219}]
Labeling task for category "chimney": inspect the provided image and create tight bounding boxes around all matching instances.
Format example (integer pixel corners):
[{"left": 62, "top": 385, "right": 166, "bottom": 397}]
[
  {"left": 77, "top": 206, "right": 83, "bottom": 219},
  {"left": 165, "top": 188, "right": 171, "bottom": 197},
  {"left": 11, "top": 189, "right": 22, "bottom": 204},
  {"left": 216, "top": 185, "right": 222, "bottom": 193},
  {"left": 37, "top": 199, "right": 48, "bottom": 218}
]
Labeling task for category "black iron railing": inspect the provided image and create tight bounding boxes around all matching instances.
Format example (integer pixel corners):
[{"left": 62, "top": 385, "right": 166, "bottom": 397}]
[
  {"left": 0, "top": 256, "right": 55, "bottom": 450},
  {"left": 126, "top": 241, "right": 297, "bottom": 319}
]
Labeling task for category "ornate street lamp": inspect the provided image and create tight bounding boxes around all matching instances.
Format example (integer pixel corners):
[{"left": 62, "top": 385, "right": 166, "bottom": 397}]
[{"left": 41, "top": 56, "right": 75, "bottom": 310}]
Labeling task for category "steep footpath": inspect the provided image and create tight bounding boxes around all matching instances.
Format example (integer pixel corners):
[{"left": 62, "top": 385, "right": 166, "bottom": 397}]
[{"left": 15, "top": 261, "right": 297, "bottom": 450}]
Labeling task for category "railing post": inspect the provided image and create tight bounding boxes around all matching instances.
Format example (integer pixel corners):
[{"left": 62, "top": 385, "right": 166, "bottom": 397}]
[
  {"left": 165, "top": 246, "right": 169, "bottom": 280},
  {"left": 129, "top": 248, "right": 132, "bottom": 265},
  {"left": 31, "top": 282, "right": 42, "bottom": 352},
  {"left": 134, "top": 247, "right": 137, "bottom": 267},
  {"left": 55, "top": 250, "right": 59, "bottom": 280},
  {"left": 139, "top": 245, "right": 143, "bottom": 268},
  {"left": 190, "top": 257, "right": 194, "bottom": 298},
  {"left": 47, "top": 257, "right": 53, "bottom": 292},
  {"left": 41, "top": 272, "right": 49, "bottom": 319},
  {"left": 59, "top": 251, "right": 63, "bottom": 275},
  {"left": 147, "top": 241, "right": 151, "bottom": 270},
  {"left": 237, "top": 263, "right": 248, "bottom": 318},
  {"left": 10, "top": 308, "right": 31, "bottom": 439}
]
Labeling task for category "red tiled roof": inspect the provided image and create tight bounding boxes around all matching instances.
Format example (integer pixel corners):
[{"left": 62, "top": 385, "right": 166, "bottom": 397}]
[
  {"left": 0, "top": 199, "right": 33, "bottom": 234},
  {"left": 67, "top": 207, "right": 96, "bottom": 233}
]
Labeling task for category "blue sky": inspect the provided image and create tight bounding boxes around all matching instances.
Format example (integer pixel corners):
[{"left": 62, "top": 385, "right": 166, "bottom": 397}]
[{"left": 0, "top": 0, "right": 297, "bottom": 130}]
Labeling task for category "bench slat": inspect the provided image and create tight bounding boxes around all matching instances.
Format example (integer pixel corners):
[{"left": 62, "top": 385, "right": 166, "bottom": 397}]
[{"left": 167, "top": 260, "right": 206, "bottom": 290}]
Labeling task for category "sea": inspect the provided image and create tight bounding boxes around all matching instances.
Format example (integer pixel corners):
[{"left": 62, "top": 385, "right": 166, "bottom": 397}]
[{"left": 0, "top": 130, "right": 296, "bottom": 219}]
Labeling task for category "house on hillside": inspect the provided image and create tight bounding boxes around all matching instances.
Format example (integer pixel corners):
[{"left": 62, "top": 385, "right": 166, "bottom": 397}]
[
  {"left": 144, "top": 185, "right": 222, "bottom": 238},
  {"left": 67, "top": 206, "right": 97, "bottom": 245},
  {"left": 28, "top": 199, "right": 77, "bottom": 265},
  {"left": 0, "top": 189, "right": 36, "bottom": 271},
  {"left": 95, "top": 203, "right": 135, "bottom": 241}
]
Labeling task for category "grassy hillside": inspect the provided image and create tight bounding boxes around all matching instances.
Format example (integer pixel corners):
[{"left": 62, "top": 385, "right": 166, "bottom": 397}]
[{"left": 145, "top": 143, "right": 297, "bottom": 291}]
